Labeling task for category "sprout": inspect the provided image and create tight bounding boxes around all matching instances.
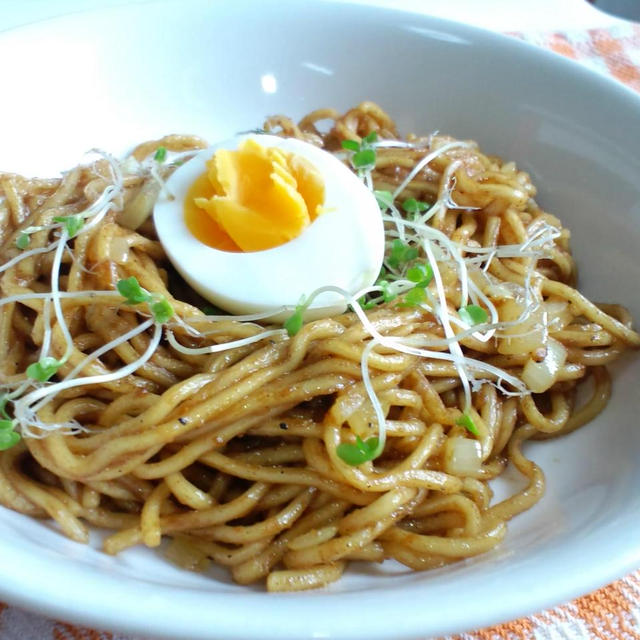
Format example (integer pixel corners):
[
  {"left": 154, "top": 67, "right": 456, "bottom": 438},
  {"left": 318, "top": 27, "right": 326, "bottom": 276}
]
[
  {"left": 154, "top": 146, "right": 168, "bottom": 163},
  {"left": 459, "top": 304, "right": 489, "bottom": 326},
  {"left": 15, "top": 233, "right": 30, "bottom": 250},
  {"left": 337, "top": 435, "right": 381, "bottom": 466},
  {"left": 116, "top": 277, "right": 174, "bottom": 324},
  {"left": 26, "top": 357, "right": 62, "bottom": 382},
  {"left": 283, "top": 295, "right": 308, "bottom": 337},
  {"left": 53, "top": 215, "right": 84, "bottom": 238},
  {"left": 456, "top": 413, "right": 479, "bottom": 436},
  {"left": 386, "top": 239, "right": 418, "bottom": 270}
]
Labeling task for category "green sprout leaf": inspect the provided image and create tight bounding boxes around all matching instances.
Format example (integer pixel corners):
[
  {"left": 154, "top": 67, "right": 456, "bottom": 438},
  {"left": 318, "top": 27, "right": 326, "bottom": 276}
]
[
  {"left": 117, "top": 278, "right": 173, "bottom": 323},
  {"left": 406, "top": 263, "right": 434, "bottom": 288},
  {"left": 117, "top": 277, "right": 151, "bottom": 305},
  {"left": 357, "top": 296, "right": 379, "bottom": 311},
  {"left": 352, "top": 148, "right": 376, "bottom": 169},
  {"left": 201, "top": 305, "right": 222, "bottom": 315},
  {"left": 150, "top": 297, "right": 174, "bottom": 324},
  {"left": 53, "top": 214, "right": 84, "bottom": 238},
  {"left": 456, "top": 413, "right": 479, "bottom": 436},
  {"left": 458, "top": 304, "right": 488, "bottom": 326},
  {"left": 402, "top": 198, "right": 431, "bottom": 215},
  {"left": 16, "top": 233, "right": 30, "bottom": 250},
  {"left": 284, "top": 310, "right": 304, "bottom": 337},
  {"left": 154, "top": 146, "right": 167, "bottom": 163},
  {"left": 341, "top": 139, "right": 360, "bottom": 152},
  {"left": 361, "top": 131, "right": 378, "bottom": 145},
  {"left": 284, "top": 296, "right": 308, "bottom": 337},
  {"left": 374, "top": 190, "right": 394, "bottom": 210},
  {"left": 387, "top": 239, "right": 419, "bottom": 269},
  {"left": 0, "top": 404, "right": 19, "bottom": 450},
  {"left": 357, "top": 276, "right": 396, "bottom": 310},
  {"left": 399, "top": 286, "right": 427, "bottom": 308},
  {"left": 0, "top": 396, "right": 10, "bottom": 421},
  {"left": 0, "top": 428, "right": 20, "bottom": 451},
  {"left": 337, "top": 435, "right": 380, "bottom": 466},
  {"left": 343, "top": 133, "right": 378, "bottom": 172},
  {"left": 378, "top": 280, "right": 396, "bottom": 303},
  {"left": 26, "top": 356, "right": 61, "bottom": 382}
]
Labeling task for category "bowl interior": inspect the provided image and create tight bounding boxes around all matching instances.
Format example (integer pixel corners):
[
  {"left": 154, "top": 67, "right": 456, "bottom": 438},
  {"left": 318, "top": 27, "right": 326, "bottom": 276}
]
[{"left": 0, "top": 2, "right": 639, "bottom": 639}]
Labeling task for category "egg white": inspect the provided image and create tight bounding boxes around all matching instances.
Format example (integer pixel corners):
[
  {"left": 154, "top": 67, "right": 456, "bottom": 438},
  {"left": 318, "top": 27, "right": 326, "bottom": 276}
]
[{"left": 153, "top": 134, "right": 385, "bottom": 321}]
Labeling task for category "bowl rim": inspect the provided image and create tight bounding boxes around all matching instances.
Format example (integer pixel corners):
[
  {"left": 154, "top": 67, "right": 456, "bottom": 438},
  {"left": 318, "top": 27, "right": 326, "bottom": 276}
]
[{"left": 0, "top": 2, "right": 639, "bottom": 639}]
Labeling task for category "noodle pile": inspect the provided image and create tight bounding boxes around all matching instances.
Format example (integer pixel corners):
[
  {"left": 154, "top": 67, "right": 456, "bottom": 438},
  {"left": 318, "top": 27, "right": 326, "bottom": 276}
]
[{"left": 0, "top": 103, "right": 637, "bottom": 592}]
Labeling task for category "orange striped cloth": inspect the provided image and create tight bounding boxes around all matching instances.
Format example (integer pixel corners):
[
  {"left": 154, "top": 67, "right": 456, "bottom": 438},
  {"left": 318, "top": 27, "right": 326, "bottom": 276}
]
[
  {"left": 515, "top": 22, "right": 640, "bottom": 92},
  {"left": 1, "top": 22, "right": 640, "bottom": 640}
]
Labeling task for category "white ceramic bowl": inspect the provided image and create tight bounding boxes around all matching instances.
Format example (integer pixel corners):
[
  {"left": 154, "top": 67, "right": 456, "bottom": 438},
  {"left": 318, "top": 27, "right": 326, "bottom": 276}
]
[{"left": 0, "top": 2, "right": 639, "bottom": 639}]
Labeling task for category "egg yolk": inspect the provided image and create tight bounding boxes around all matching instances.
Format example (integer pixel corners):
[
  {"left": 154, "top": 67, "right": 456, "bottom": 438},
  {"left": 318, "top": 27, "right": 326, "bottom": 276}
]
[{"left": 186, "top": 139, "right": 325, "bottom": 252}]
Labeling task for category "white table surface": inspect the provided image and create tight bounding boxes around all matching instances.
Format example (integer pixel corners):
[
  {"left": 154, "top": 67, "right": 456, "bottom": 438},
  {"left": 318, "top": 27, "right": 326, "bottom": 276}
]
[{"left": 0, "top": 0, "right": 627, "bottom": 35}]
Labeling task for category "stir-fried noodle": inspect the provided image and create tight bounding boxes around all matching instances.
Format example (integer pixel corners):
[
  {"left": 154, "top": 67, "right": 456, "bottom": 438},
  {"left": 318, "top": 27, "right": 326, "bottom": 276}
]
[{"left": 0, "top": 103, "right": 637, "bottom": 591}]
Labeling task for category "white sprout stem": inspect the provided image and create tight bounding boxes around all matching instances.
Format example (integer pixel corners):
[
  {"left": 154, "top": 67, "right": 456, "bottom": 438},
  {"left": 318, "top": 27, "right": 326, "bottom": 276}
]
[
  {"left": 466, "top": 278, "right": 499, "bottom": 343},
  {"left": 65, "top": 245, "right": 95, "bottom": 275},
  {"left": 360, "top": 339, "right": 388, "bottom": 451},
  {"left": 0, "top": 241, "right": 62, "bottom": 275},
  {"left": 185, "top": 307, "right": 293, "bottom": 325},
  {"left": 384, "top": 202, "right": 408, "bottom": 243},
  {"left": 442, "top": 163, "right": 481, "bottom": 212},
  {"left": 3, "top": 381, "right": 33, "bottom": 401},
  {"left": 168, "top": 313, "right": 206, "bottom": 337},
  {"left": 423, "top": 241, "right": 473, "bottom": 410},
  {"left": 82, "top": 201, "right": 116, "bottom": 234},
  {"left": 166, "top": 327, "right": 286, "bottom": 355},
  {"left": 299, "top": 284, "right": 527, "bottom": 393},
  {"left": 63, "top": 318, "right": 154, "bottom": 385},
  {"left": 79, "top": 185, "right": 118, "bottom": 220},
  {"left": 425, "top": 226, "right": 469, "bottom": 308},
  {"left": 459, "top": 225, "right": 561, "bottom": 258},
  {"left": 40, "top": 298, "right": 53, "bottom": 358},
  {"left": 49, "top": 229, "right": 74, "bottom": 363},
  {"left": 150, "top": 163, "right": 173, "bottom": 200},
  {"left": 195, "top": 321, "right": 272, "bottom": 336},
  {"left": 380, "top": 334, "right": 527, "bottom": 393},
  {"left": 391, "top": 141, "right": 472, "bottom": 202},
  {"left": 0, "top": 289, "right": 121, "bottom": 308},
  {"left": 362, "top": 169, "right": 374, "bottom": 191},
  {"left": 373, "top": 140, "right": 429, "bottom": 150},
  {"left": 87, "top": 148, "right": 124, "bottom": 192},
  {"left": 0, "top": 184, "right": 120, "bottom": 279},
  {"left": 404, "top": 159, "right": 465, "bottom": 231},
  {"left": 15, "top": 322, "right": 162, "bottom": 427},
  {"left": 29, "top": 317, "right": 155, "bottom": 416},
  {"left": 439, "top": 159, "right": 468, "bottom": 209},
  {"left": 175, "top": 305, "right": 298, "bottom": 339}
]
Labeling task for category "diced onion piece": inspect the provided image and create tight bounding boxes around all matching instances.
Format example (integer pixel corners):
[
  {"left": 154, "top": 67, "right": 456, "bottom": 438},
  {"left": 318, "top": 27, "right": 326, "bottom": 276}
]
[
  {"left": 544, "top": 297, "right": 572, "bottom": 332},
  {"left": 497, "top": 297, "right": 544, "bottom": 355},
  {"left": 521, "top": 337, "right": 567, "bottom": 393},
  {"left": 118, "top": 179, "right": 161, "bottom": 230},
  {"left": 443, "top": 436, "right": 483, "bottom": 475},
  {"left": 107, "top": 236, "right": 130, "bottom": 264}
]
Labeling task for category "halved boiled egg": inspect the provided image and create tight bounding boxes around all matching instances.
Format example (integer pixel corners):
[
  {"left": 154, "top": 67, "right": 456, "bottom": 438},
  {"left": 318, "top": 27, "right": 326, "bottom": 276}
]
[{"left": 153, "top": 134, "right": 384, "bottom": 320}]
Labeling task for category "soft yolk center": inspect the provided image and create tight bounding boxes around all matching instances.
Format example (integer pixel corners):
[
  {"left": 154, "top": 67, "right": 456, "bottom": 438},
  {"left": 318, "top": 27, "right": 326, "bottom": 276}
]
[{"left": 184, "top": 139, "right": 325, "bottom": 252}]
